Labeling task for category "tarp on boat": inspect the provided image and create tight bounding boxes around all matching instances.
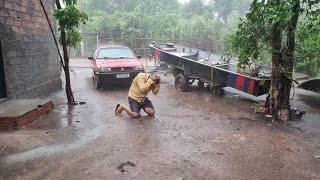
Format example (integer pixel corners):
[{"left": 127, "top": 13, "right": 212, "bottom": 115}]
[{"left": 298, "top": 77, "right": 320, "bottom": 93}]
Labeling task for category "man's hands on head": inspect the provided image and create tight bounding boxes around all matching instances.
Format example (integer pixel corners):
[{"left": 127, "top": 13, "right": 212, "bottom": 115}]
[{"left": 151, "top": 73, "right": 161, "bottom": 85}]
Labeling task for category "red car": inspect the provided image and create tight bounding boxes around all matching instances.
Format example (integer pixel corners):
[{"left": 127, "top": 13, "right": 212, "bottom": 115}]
[{"left": 88, "top": 45, "right": 144, "bottom": 89}]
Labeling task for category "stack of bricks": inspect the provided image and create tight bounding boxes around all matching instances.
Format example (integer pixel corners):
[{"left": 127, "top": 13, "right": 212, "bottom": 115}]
[{"left": 0, "top": 0, "right": 55, "bottom": 36}]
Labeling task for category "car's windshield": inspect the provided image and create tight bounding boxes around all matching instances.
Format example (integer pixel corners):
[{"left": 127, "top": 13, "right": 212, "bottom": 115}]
[{"left": 97, "top": 48, "right": 135, "bottom": 59}]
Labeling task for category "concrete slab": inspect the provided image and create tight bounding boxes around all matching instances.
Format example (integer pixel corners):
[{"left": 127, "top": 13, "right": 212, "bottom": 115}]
[
  {"left": 0, "top": 99, "right": 49, "bottom": 117},
  {"left": 0, "top": 99, "right": 53, "bottom": 130}
]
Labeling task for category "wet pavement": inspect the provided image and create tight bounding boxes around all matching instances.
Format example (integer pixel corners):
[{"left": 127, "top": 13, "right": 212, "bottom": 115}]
[{"left": 0, "top": 65, "right": 320, "bottom": 179}]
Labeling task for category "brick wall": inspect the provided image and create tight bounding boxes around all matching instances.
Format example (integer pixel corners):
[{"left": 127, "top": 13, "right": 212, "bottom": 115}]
[
  {"left": 0, "top": 0, "right": 54, "bottom": 35},
  {"left": 0, "top": 0, "right": 62, "bottom": 99}
]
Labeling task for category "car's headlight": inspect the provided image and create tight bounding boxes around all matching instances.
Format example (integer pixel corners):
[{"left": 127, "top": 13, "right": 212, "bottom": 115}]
[
  {"left": 133, "top": 66, "right": 143, "bottom": 71},
  {"left": 98, "top": 67, "right": 111, "bottom": 72},
  {"left": 101, "top": 68, "right": 111, "bottom": 72}
]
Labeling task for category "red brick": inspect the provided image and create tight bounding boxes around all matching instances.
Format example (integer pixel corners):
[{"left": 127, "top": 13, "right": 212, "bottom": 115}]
[
  {"left": 16, "top": 101, "right": 53, "bottom": 129},
  {"left": 12, "top": 25, "right": 20, "bottom": 33},
  {"left": 14, "top": 19, "right": 22, "bottom": 26},
  {"left": 4, "top": 2, "right": 12, "bottom": 9},
  {"left": 26, "top": 28, "right": 33, "bottom": 35},
  {"left": 16, "top": 117, "right": 29, "bottom": 127},
  {"left": 19, "top": 27, "right": 26, "bottom": 34},
  {"left": 34, "top": 3, "right": 40, "bottom": 11},
  {"left": 9, "top": 10, "right": 17, "bottom": 18},
  {"left": 32, "top": 22, "right": 39, "bottom": 28},
  {"left": 0, "top": 122, "right": 13, "bottom": 131},
  {"left": 37, "top": 10, "right": 43, "bottom": 16},
  {"left": 36, "top": 16, "right": 43, "bottom": 23},
  {"left": 0, "top": 16, "right": 5, "bottom": 23},
  {"left": 12, "top": 3, "right": 20, "bottom": 11},
  {"left": 5, "top": 17, "right": 14, "bottom": 25},
  {"left": 32, "top": 28, "right": 38, "bottom": 34},
  {"left": 24, "top": 14, "right": 31, "bottom": 21},
  {"left": 0, "top": 117, "right": 17, "bottom": 122},
  {"left": 21, "top": 21, "right": 29, "bottom": 27},
  {"left": 0, "top": 7, "right": 9, "bottom": 17},
  {"left": 22, "top": 0, "right": 29, "bottom": 6},
  {"left": 17, "top": 12, "right": 25, "bottom": 20},
  {"left": 20, "top": 6, "right": 27, "bottom": 13},
  {"left": 0, "top": 116, "right": 16, "bottom": 131}
]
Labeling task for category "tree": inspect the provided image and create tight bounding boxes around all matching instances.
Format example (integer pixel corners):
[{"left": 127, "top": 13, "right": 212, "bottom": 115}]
[
  {"left": 209, "top": 0, "right": 252, "bottom": 24},
  {"left": 54, "top": 0, "right": 88, "bottom": 104},
  {"left": 183, "top": 0, "right": 209, "bottom": 18},
  {"left": 231, "top": 0, "right": 319, "bottom": 120},
  {"left": 295, "top": 15, "right": 320, "bottom": 76}
]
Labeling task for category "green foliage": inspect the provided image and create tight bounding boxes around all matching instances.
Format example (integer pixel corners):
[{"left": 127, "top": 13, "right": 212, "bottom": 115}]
[
  {"left": 209, "top": 0, "right": 251, "bottom": 24},
  {"left": 81, "top": 0, "right": 319, "bottom": 76},
  {"left": 83, "top": 0, "right": 251, "bottom": 55},
  {"left": 54, "top": 0, "right": 88, "bottom": 48},
  {"left": 295, "top": 15, "right": 320, "bottom": 76},
  {"left": 183, "top": 0, "right": 210, "bottom": 18},
  {"left": 230, "top": 0, "right": 320, "bottom": 74}
]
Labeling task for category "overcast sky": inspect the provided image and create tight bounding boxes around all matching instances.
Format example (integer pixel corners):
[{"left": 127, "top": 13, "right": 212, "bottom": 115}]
[{"left": 178, "top": 0, "right": 190, "bottom": 4}]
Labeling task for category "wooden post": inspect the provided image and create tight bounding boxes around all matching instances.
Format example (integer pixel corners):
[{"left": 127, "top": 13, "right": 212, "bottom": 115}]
[
  {"left": 134, "top": 32, "right": 138, "bottom": 55},
  {"left": 96, "top": 35, "right": 99, "bottom": 49},
  {"left": 79, "top": 0, "right": 85, "bottom": 57},
  {"left": 143, "top": 38, "right": 146, "bottom": 57}
]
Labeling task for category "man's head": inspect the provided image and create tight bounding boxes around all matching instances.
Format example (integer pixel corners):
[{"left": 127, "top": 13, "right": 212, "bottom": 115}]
[{"left": 150, "top": 73, "right": 161, "bottom": 85}]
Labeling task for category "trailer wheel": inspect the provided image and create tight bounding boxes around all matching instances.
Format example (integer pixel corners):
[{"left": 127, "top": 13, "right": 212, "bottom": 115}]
[
  {"left": 175, "top": 73, "right": 189, "bottom": 92},
  {"left": 189, "top": 79, "right": 195, "bottom": 85},
  {"left": 198, "top": 81, "right": 204, "bottom": 88},
  {"left": 172, "top": 67, "right": 183, "bottom": 77}
]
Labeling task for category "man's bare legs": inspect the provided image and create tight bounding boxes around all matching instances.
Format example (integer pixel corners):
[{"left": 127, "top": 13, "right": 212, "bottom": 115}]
[
  {"left": 116, "top": 105, "right": 155, "bottom": 118},
  {"left": 117, "top": 104, "right": 140, "bottom": 118},
  {"left": 143, "top": 107, "right": 155, "bottom": 116}
]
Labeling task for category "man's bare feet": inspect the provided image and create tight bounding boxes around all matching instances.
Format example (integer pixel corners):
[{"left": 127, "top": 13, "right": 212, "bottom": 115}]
[{"left": 115, "top": 104, "right": 121, "bottom": 115}]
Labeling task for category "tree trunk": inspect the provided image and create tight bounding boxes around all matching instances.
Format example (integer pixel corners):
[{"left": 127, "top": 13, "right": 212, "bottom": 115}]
[
  {"left": 269, "top": 21, "right": 283, "bottom": 119},
  {"left": 61, "top": 31, "right": 75, "bottom": 104},
  {"left": 55, "top": 0, "right": 75, "bottom": 105},
  {"left": 268, "top": 1, "right": 300, "bottom": 120}
]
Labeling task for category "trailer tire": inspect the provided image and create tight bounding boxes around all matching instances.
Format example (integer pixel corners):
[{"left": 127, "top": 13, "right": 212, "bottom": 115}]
[
  {"left": 172, "top": 67, "right": 183, "bottom": 77},
  {"left": 198, "top": 81, "right": 204, "bottom": 88},
  {"left": 175, "top": 73, "right": 189, "bottom": 92}
]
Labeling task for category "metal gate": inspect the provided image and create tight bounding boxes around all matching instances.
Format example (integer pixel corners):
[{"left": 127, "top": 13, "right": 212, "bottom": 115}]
[{"left": 0, "top": 39, "right": 6, "bottom": 99}]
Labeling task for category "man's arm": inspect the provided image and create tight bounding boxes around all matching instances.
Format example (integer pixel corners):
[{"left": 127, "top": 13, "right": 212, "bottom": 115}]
[
  {"left": 152, "top": 83, "right": 160, "bottom": 95},
  {"left": 137, "top": 74, "right": 153, "bottom": 93}
]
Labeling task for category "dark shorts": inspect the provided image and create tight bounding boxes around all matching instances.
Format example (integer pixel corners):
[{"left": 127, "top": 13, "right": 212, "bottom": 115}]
[{"left": 128, "top": 97, "right": 154, "bottom": 113}]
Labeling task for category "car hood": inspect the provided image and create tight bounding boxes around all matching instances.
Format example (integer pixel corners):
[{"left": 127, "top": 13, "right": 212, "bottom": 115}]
[{"left": 95, "top": 59, "right": 142, "bottom": 68}]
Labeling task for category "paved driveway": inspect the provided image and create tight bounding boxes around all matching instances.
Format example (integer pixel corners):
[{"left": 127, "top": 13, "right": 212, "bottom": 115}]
[{"left": 0, "top": 62, "right": 319, "bottom": 179}]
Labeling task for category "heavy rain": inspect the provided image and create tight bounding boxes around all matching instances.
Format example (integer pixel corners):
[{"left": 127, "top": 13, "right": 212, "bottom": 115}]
[{"left": 0, "top": 0, "right": 319, "bottom": 179}]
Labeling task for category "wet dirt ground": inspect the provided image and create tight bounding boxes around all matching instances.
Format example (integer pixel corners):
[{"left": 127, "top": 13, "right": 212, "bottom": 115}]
[{"left": 0, "top": 61, "right": 320, "bottom": 179}]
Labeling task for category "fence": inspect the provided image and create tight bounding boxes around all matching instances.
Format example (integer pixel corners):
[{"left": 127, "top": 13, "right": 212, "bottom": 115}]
[{"left": 70, "top": 32, "right": 225, "bottom": 58}]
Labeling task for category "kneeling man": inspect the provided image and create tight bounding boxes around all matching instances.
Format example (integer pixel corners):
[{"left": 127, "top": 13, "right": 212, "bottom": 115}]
[{"left": 115, "top": 73, "right": 160, "bottom": 118}]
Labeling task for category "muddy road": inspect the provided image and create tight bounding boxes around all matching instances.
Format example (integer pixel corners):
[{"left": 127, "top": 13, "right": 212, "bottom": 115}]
[{"left": 0, "top": 64, "right": 320, "bottom": 179}]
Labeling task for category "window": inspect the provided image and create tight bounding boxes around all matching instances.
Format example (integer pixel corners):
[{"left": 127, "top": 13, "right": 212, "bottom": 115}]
[{"left": 97, "top": 48, "right": 135, "bottom": 59}]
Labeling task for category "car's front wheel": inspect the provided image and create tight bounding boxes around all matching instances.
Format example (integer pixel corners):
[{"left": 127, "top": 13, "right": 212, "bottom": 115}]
[
  {"left": 92, "top": 71, "right": 95, "bottom": 80},
  {"left": 93, "top": 73, "right": 102, "bottom": 90}
]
